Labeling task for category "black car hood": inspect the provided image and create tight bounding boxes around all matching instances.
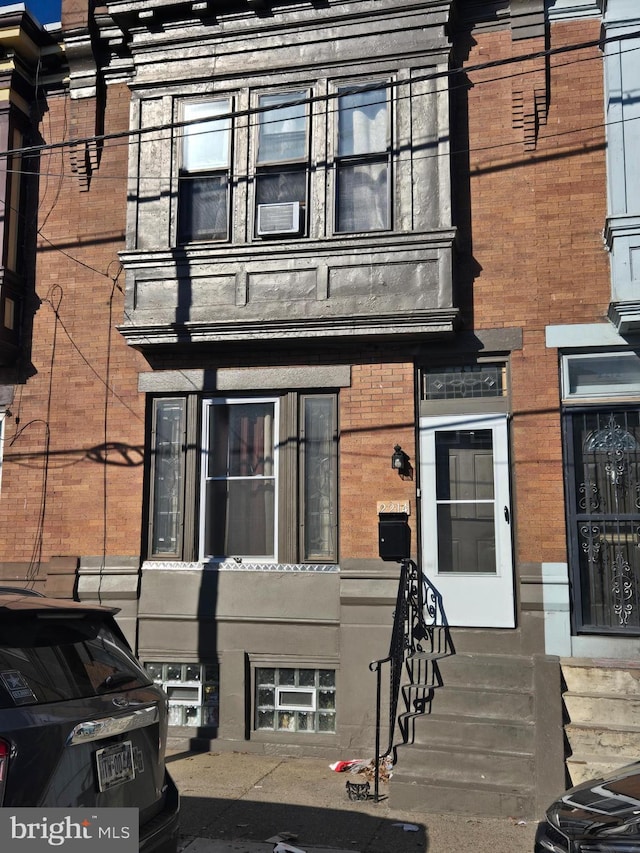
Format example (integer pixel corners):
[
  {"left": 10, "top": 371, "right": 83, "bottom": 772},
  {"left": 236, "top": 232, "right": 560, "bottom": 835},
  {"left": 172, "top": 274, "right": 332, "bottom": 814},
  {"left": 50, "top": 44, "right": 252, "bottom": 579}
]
[{"left": 548, "top": 762, "right": 640, "bottom": 840}]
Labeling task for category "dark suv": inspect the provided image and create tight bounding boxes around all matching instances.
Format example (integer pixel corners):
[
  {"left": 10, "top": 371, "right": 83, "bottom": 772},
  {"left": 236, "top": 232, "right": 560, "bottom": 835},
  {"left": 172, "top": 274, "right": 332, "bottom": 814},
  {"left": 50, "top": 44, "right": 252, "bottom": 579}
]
[{"left": 0, "top": 588, "right": 179, "bottom": 853}]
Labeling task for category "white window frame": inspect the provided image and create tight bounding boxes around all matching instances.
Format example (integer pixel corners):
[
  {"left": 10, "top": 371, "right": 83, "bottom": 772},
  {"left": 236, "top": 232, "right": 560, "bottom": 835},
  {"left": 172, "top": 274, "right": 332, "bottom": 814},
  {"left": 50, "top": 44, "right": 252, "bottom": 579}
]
[
  {"left": 178, "top": 97, "right": 232, "bottom": 243},
  {"left": 199, "top": 396, "right": 279, "bottom": 563},
  {"left": 275, "top": 685, "right": 317, "bottom": 712},
  {"left": 562, "top": 351, "right": 640, "bottom": 400},
  {"left": 333, "top": 80, "right": 392, "bottom": 234},
  {"left": 253, "top": 89, "right": 310, "bottom": 238}
]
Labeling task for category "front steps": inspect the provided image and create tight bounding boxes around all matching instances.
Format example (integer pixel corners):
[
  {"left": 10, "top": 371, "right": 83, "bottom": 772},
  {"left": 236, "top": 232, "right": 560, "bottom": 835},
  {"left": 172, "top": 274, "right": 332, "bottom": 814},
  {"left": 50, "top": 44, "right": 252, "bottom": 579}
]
[
  {"left": 390, "top": 652, "right": 562, "bottom": 818},
  {"left": 562, "top": 658, "right": 640, "bottom": 785}
]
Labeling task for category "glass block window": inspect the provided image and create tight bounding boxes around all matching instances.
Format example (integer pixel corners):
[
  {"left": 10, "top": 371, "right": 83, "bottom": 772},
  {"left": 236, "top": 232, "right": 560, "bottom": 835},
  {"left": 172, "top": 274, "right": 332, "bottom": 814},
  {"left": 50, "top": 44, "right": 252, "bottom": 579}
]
[
  {"left": 145, "top": 662, "right": 219, "bottom": 727},
  {"left": 255, "top": 667, "right": 335, "bottom": 733},
  {"left": 422, "top": 364, "right": 506, "bottom": 401}
]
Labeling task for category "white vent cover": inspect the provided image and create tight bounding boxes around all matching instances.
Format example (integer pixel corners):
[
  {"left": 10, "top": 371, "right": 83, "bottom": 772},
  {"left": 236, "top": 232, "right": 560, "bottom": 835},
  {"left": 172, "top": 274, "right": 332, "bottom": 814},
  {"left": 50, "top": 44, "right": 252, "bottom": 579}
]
[{"left": 257, "top": 201, "right": 300, "bottom": 236}]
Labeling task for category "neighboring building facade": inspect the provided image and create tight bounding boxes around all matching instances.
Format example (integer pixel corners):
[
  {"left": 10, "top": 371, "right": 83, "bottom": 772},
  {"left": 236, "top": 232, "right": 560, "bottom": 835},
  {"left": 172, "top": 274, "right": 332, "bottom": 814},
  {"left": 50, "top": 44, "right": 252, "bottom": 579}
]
[{"left": 1, "top": 0, "right": 637, "bottom": 818}]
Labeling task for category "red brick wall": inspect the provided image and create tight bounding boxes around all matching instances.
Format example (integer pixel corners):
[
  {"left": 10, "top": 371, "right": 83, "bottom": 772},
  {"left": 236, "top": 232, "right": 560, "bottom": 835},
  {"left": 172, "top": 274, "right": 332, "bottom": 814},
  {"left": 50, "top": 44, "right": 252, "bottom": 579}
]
[
  {"left": 461, "top": 19, "right": 609, "bottom": 565},
  {"left": 339, "top": 359, "right": 416, "bottom": 560},
  {"left": 0, "top": 82, "right": 147, "bottom": 573}
]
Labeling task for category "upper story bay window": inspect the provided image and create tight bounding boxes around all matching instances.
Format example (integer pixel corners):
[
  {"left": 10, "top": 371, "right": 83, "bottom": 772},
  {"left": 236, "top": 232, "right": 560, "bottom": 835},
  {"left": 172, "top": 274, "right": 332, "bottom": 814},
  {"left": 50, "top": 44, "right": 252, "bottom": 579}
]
[
  {"left": 255, "top": 92, "right": 309, "bottom": 237},
  {"left": 178, "top": 100, "right": 231, "bottom": 243},
  {"left": 336, "top": 84, "right": 390, "bottom": 233}
]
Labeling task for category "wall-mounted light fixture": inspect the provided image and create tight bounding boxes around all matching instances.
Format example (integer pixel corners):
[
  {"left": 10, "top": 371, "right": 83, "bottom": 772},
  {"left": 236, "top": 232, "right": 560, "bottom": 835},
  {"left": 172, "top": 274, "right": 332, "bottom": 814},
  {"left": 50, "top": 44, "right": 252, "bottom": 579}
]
[{"left": 391, "top": 444, "right": 411, "bottom": 478}]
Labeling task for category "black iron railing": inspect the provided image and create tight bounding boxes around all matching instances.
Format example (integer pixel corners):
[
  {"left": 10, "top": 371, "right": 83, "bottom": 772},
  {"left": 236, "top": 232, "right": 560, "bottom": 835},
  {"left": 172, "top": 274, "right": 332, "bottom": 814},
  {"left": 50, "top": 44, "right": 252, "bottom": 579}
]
[{"left": 369, "top": 558, "right": 452, "bottom": 801}]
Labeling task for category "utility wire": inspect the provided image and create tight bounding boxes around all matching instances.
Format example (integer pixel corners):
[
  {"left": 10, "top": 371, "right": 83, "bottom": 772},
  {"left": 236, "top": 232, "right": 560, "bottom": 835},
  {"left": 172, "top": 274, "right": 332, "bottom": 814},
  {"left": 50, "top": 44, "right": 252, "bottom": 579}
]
[{"left": 0, "top": 27, "right": 636, "bottom": 162}]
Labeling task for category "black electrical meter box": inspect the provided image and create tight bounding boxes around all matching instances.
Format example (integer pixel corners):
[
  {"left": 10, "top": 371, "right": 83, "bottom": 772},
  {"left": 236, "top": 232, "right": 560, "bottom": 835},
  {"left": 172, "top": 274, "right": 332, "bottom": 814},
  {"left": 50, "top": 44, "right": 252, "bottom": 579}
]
[{"left": 378, "top": 512, "right": 410, "bottom": 562}]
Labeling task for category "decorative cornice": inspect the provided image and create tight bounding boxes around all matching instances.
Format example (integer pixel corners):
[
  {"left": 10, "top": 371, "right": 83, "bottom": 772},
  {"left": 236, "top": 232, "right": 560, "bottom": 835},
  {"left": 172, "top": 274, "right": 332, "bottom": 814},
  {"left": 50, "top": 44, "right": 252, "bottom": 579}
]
[
  {"left": 118, "top": 309, "right": 460, "bottom": 348},
  {"left": 608, "top": 301, "right": 640, "bottom": 335},
  {"left": 547, "top": 1, "right": 603, "bottom": 22}
]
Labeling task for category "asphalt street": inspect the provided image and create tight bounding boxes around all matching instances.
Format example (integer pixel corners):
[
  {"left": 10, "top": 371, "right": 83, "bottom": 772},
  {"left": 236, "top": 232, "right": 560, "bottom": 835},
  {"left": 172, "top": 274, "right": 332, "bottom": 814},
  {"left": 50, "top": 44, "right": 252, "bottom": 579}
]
[{"left": 167, "top": 750, "right": 539, "bottom": 853}]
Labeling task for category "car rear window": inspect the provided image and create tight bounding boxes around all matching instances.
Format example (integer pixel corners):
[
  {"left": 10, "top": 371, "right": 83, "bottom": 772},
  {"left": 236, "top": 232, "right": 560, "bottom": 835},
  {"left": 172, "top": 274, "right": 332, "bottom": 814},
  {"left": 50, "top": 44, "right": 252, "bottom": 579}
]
[{"left": 0, "top": 614, "right": 152, "bottom": 708}]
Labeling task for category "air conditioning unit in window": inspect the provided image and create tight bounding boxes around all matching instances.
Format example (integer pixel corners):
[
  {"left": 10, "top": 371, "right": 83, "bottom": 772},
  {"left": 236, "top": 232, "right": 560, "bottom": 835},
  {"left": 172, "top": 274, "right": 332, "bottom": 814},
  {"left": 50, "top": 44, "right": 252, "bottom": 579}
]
[{"left": 257, "top": 201, "right": 301, "bottom": 236}]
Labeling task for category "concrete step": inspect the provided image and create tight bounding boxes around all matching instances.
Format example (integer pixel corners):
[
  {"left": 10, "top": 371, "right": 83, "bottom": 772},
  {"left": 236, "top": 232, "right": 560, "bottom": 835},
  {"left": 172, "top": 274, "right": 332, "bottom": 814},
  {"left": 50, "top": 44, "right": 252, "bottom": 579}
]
[
  {"left": 565, "top": 753, "right": 640, "bottom": 786},
  {"left": 389, "top": 770, "right": 533, "bottom": 819},
  {"left": 401, "top": 712, "right": 535, "bottom": 753},
  {"left": 562, "top": 659, "right": 640, "bottom": 696},
  {"left": 426, "top": 684, "right": 534, "bottom": 721},
  {"left": 564, "top": 692, "right": 640, "bottom": 726},
  {"left": 565, "top": 721, "right": 640, "bottom": 758},
  {"left": 436, "top": 653, "right": 534, "bottom": 691},
  {"left": 394, "top": 742, "right": 534, "bottom": 788}
]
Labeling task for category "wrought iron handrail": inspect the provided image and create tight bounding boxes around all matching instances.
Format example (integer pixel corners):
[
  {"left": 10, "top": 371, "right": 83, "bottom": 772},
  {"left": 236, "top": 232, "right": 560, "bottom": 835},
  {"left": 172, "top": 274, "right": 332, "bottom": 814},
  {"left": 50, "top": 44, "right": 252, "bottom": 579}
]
[{"left": 369, "top": 558, "right": 451, "bottom": 801}]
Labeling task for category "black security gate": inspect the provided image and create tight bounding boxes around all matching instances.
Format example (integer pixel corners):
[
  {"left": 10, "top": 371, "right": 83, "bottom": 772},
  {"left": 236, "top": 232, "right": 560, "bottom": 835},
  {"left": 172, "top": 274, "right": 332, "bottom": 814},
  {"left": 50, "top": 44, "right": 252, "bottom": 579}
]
[{"left": 566, "top": 407, "right": 640, "bottom": 633}]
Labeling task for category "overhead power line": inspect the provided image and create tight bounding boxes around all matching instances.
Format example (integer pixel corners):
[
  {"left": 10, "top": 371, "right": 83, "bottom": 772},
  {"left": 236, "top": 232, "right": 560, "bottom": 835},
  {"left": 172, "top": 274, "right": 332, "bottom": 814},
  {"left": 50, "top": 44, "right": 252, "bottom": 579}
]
[{"left": 0, "top": 27, "right": 637, "bottom": 162}]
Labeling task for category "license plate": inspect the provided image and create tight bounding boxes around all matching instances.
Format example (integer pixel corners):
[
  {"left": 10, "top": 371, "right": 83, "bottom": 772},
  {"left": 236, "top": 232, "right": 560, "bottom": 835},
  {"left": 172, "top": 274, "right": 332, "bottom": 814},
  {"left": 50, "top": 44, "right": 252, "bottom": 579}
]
[{"left": 95, "top": 741, "right": 135, "bottom": 792}]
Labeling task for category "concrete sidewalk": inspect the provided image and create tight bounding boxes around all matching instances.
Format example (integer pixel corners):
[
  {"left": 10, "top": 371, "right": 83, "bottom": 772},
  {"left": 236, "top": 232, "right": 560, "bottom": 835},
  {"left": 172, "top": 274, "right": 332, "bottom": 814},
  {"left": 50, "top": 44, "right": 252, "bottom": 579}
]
[{"left": 167, "top": 750, "right": 538, "bottom": 853}]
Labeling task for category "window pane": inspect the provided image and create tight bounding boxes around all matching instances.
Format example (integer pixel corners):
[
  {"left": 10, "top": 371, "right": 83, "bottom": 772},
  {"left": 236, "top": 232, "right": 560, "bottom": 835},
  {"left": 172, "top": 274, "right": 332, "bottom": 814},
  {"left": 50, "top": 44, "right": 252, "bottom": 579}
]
[
  {"left": 204, "top": 479, "right": 275, "bottom": 557},
  {"left": 337, "top": 161, "right": 388, "bottom": 232},
  {"left": 151, "top": 399, "right": 185, "bottom": 556},
  {"left": 338, "top": 88, "right": 387, "bottom": 156},
  {"left": 256, "top": 170, "right": 307, "bottom": 206},
  {"left": 183, "top": 100, "right": 230, "bottom": 171},
  {"left": 319, "top": 670, "right": 335, "bottom": 687},
  {"left": 565, "top": 352, "right": 640, "bottom": 398},
  {"left": 435, "top": 430, "right": 497, "bottom": 575},
  {"left": 178, "top": 174, "right": 228, "bottom": 242},
  {"left": 298, "top": 669, "right": 315, "bottom": 687},
  {"left": 208, "top": 402, "right": 275, "bottom": 478},
  {"left": 302, "top": 396, "right": 337, "bottom": 561},
  {"left": 258, "top": 93, "right": 307, "bottom": 163},
  {"left": 423, "top": 365, "right": 506, "bottom": 401},
  {"left": 203, "top": 400, "right": 277, "bottom": 560},
  {"left": 278, "top": 668, "right": 295, "bottom": 686}
]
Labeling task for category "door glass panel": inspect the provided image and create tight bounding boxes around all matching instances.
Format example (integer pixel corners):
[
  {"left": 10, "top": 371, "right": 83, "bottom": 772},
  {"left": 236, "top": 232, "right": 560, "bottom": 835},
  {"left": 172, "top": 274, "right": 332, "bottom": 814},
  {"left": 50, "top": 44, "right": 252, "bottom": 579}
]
[
  {"left": 568, "top": 409, "right": 640, "bottom": 632},
  {"left": 435, "top": 429, "right": 496, "bottom": 574}
]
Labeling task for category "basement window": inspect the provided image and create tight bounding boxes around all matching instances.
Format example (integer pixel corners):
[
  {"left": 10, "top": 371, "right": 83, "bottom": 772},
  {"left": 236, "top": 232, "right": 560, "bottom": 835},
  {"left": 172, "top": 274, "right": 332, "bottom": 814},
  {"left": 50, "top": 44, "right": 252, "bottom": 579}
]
[
  {"left": 145, "top": 662, "right": 219, "bottom": 727},
  {"left": 255, "top": 667, "right": 335, "bottom": 732}
]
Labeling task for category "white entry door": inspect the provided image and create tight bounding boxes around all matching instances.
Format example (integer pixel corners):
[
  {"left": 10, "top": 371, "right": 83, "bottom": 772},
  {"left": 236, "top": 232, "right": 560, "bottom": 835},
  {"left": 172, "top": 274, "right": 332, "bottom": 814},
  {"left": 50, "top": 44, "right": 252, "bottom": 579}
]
[{"left": 419, "top": 413, "right": 515, "bottom": 628}]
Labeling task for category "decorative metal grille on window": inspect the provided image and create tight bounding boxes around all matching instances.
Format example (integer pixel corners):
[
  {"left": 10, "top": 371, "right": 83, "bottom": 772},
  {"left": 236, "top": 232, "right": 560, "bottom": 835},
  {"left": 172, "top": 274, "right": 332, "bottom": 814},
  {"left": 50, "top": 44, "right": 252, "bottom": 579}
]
[
  {"left": 145, "top": 662, "right": 219, "bottom": 727},
  {"left": 422, "top": 365, "right": 506, "bottom": 401},
  {"left": 255, "top": 668, "right": 335, "bottom": 733}
]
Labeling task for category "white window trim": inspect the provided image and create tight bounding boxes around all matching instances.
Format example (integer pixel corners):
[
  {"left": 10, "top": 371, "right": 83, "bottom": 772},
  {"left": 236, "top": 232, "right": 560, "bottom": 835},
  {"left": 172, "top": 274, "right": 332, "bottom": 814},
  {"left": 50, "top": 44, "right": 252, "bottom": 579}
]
[
  {"left": 562, "top": 351, "right": 640, "bottom": 401},
  {"left": 332, "top": 78, "right": 393, "bottom": 235},
  {"left": 275, "top": 685, "right": 317, "bottom": 712},
  {"left": 199, "top": 396, "right": 279, "bottom": 563}
]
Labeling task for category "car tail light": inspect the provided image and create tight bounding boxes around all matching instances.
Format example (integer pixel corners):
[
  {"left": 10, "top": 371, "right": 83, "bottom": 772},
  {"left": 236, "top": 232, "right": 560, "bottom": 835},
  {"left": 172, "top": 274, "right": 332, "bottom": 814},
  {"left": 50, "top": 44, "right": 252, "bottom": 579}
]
[{"left": 0, "top": 739, "right": 9, "bottom": 805}]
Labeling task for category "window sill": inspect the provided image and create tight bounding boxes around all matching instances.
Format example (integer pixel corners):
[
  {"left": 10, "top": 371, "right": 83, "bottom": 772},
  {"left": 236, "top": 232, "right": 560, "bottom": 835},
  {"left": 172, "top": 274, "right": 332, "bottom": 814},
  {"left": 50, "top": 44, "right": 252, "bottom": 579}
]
[{"left": 141, "top": 560, "right": 339, "bottom": 573}]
